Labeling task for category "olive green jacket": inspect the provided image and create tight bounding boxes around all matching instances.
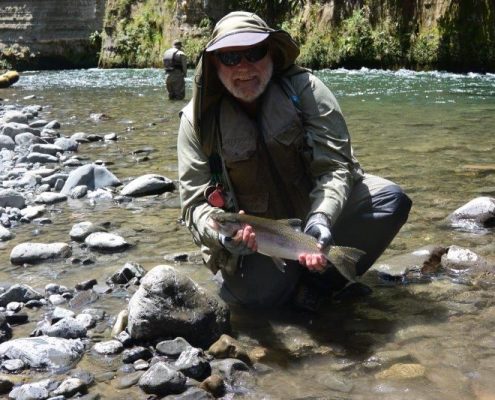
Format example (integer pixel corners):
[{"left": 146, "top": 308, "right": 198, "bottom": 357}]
[{"left": 177, "top": 12, "right": 363, "bottom": 274}]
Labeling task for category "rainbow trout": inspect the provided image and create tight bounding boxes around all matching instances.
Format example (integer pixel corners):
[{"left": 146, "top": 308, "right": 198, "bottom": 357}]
[{"left": 208, "top": 212, "right": 365, "bottom": 282}]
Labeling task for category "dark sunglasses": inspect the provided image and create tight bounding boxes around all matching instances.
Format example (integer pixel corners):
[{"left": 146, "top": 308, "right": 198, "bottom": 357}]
[{"left": 215, "top": 45, "right": 268, "bottom": 67}]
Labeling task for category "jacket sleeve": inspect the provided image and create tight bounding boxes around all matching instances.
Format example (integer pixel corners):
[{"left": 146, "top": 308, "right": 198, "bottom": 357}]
[
  {"left": 177, "top": 109, "right": 222, "bottom": 249},
  {"left": 292, "top": 73, "right": 361, "bottom": 224}
]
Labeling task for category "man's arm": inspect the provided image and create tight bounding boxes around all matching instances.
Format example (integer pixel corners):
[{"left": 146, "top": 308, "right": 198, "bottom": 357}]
[
  {"left": 180, "top": 52, "right": 187, "bottom": 76},
  {"left": 177, "top": 111, "right": 221, "bottom": 249},
  {"left": 293, "top": 73, "right": 359, "bottom": 224}
]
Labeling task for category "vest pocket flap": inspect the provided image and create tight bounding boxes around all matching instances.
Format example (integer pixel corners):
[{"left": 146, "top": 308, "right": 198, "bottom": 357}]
[
  {"left": 272, "top": 119, "right": 303, "bottom": 146},
  {"left": 222, "top": 142, "right": 256, "bottom": 162}
]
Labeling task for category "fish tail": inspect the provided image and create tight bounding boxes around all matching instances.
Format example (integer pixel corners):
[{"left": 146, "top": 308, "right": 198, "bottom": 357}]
[{"left": 325, "top": 246, "right": 366, "bottom": 282}]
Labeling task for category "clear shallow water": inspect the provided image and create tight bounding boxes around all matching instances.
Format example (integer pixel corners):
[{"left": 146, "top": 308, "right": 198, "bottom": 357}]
[{"left": 1, "top": 68, "right": 495, "bottom": 399}]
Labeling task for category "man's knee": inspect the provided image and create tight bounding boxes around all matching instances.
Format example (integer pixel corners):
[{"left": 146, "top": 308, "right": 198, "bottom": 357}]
[{"left": 374, "top": 185, "right": 412, "bottom": 226}]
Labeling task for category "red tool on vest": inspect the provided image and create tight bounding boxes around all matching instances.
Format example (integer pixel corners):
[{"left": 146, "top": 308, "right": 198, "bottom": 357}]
[{"left": 204, "top": 184, "right": 226, "bottom": 208}]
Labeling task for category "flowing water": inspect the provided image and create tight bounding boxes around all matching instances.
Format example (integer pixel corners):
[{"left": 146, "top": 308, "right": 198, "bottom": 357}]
[{"left": 1, "top": 68, "right": 495, "bottom": 399}]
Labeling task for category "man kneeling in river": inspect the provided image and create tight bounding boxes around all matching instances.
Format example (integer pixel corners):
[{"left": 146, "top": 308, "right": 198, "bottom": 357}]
[{"left": 177, "top": 11, "right": 412, "bottom": 310}]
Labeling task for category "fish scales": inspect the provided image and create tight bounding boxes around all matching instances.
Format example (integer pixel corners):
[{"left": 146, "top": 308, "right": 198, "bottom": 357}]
[{"left": 209, "top": 212, "right": 365, "bottom": 282}]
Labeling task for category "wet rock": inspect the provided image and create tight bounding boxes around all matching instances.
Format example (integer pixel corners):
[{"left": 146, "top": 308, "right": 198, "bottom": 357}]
[
  {"left": 156, "top": 337, "right": 193, "bottom": 358},
  {"left": 19, "top": 205, "right": 45, "bottom": 221},
  {"left": 0, "top": 284, "right": 43, "bottom": 307},
  {"left": 0, "top": 135, "right": 15, "bottom": 150},
  {"left": 0, "top": 336, "right": 84, "bottom": 369},
  {"left": 0, "top": 376, "right": 14, "bottom": 394},
  {"left": 30, "top": 143, "right": 63, "bottom": 156},
  {"left": 0, "top": 313, "right": 13, "bottom": 343},
  {"left": 93, "top": 340, "right": 124, "bottom": 355},
  {"left": 85, "top": 232, "right": 129, "bottom": 252},
  {"left": 8, "top": 378, "right": 57, "bottom": 400},
  {"left": 210, "top": 358, "right": 249, "bottom": 382},
  {"left": 54, "top": 137, "right": 79, "bottom": 151},
  {"left": 5, "top": 312, "right": 28, "bottom": 325},
  {"left": 45, "top": 120, "right": 61, "bottom": 129},
  {"left": 1, "top": 122, "right": 39, "bottom": 139},
  {"left": 60, "top": 164, "right": 121, "bottom": 195},
  {"left": 75, "top": 279, "right": 98, "bottom": 291},
  {"left": 49, "top": 294, "right": 67, "bottom": 306},
  {"left": 51, "top": 377, "right": 87, "bottom": 397},
  {"left": 107, "top": 261, "right": 146, "bottom": 284},
  {"left": 114, "top": 371, "right": 144, "bottom": 389},
  {"left": 75, "top": 313, "right": 96, "bottom": 329},
  {"left": 374, "top": 363, "right": 426, "bottom": 380},
  {"left": 70, "top": 221, "right": 106, "bottom": 242},
  {"left": 27, "top": 152, "right": 59, "bottom": 163},
  {"left": 70, "top": 185, "right": 88, "bottom": 198},
  {"left": 1, "top": 110, "right": 28, "bottom": 124},
  {"left": 111, "top": 309, "right": 128, "bottom": 337},
  {"left": 115, "top": 330, "right": 132, "bottom": 347},
  {"left": 0, "top": 189, "right": 25, "bottom": 209},
  {"left": 29, "top": 119, "right": 48, "bottom": 128},
  {"left": 44, "top": 317, "right": 87, "bottom": 339},
  {"left": 122, "top": 346, "right": 153, "bottom": 363},
  {"left": 441, "top": 245, "right": 493, "bottom": 272},
  {"left": 15, "top": 132, "right": 41, "bottom": 146},
  {"left": 2, "top": 358, "right": 25, "bottom": 372},
  {"left": 208, "top": 334, "right": 265, "bottom": 365},
  {"left": 167, "top": 387, "right": 214, "bottom": 399},
  {"left": 68, "top": 290, "right": 98, "bottom": 309},
  {"left": 138, "top": 361, "right": 187, "bottom": 396},
  {"left": 34, "top": 192, "right": 67, "bottom": 204},
  {"left": 174, "top": 347, "right": 211, "bottom": 380},
  {"left": 372, "top": 245, "right": 448, "bottom": 279},
  {"left": 0, "top": 225, "right": 12, "bottom": 241},
  {"left": 121, "top": 174, "right": 175, "bottom": 197},
  {"left": 41, "top": 172, "right": 68, "bottom": 187},
  {"left": 448, "top": 196, "right": 495, "bottom": 231},
  {"left": 10, "top": 242, "right": 72, "bottom": 265},
  {"left": 364, "top": 350, "right": 413, "bottom": 369},
  {"left": 199, "top": 374, "right": 225, "bottom": 398},
  {"left": 128, "top": 265, "right": 230, "bottom": 348},
  {"left": 52, "top": 307, "right": 75, "bottom": 322}
]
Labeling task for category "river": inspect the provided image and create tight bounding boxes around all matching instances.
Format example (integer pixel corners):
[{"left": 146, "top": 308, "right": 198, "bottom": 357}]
[{"left": 1, "top": 68, "right": 495, "bottom": 399}]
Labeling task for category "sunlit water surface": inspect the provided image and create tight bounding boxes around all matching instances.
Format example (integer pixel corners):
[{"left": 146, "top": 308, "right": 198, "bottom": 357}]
[{"left": 1, "top": 68, "right": 494, "bottom": 399}]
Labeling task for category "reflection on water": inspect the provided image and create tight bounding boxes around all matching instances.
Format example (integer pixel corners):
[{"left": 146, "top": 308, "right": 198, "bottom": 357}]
[{"left": 1, "top": 68, "right": 495, "bottom": 399}]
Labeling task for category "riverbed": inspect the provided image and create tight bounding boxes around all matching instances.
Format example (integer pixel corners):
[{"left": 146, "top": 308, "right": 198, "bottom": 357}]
[{"left": 1, "top": 67, "right": 495, "bottom": 399}]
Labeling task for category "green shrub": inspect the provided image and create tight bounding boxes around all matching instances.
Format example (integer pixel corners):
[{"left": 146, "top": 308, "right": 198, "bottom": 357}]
[
  {"left": 409, "top": 28, "right": 440, "bottom": 69},
  {"left": 372, "top": 18, "right": 403, "bottom": 67},
  {"left": 337, "top": 8, "right": 375, "bottom": 67}
]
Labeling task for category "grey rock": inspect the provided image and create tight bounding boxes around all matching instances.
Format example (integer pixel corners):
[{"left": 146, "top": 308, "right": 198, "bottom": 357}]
[
  {"left": 10, "top": 242, "right": 72, "bottom": 265},
  {"left": 121, "top": 174, "right": 175, "bottom": 197},
  {"left": 54, "top": 137, "right": 79, "bottom": 152},
  {"left": 174, "top": 347, "right": 211, "bottom": 380},
  {"left": 61, "top": 164, "right": 120, "bottom": 195},
  {"left": 52, "top": 307, "right": 75, "bottom": 322},
  {"left": 30, "top": 143, "right": 63, "bottom": 156},
  {"left": 156, "top": 337, "right": 193, "bottom": 358},
  {"left": 29, "top": 119, "right": 49, "bottom": 128},
  {"left": 107, "top": 261, "right": 146, "bottom": 284},
  {"left": 441, "top": 245, "right": 494, "bottom": 272},
  {"left": 2, "top": 358, "right": 25, "bottom": 372},
  {"left": 128, "top": 265, "right": 230, "bottom": 348},
  {"left": 70, "top": 185, "right": 88, "bottom": 198},
  {"left": 448, "top": 196, "right": 495, "bottom": 231},
  {"left": 70, "top": 221, "right": 106, "bottom": 242},
  {"left": 75, "top": 313, "right": 96, "bottom": 329},
  {"left": 166, "top": 387, "right": 214, "bottom": 400},
  {"left": 34, "top": 192, "right": 67, "bottom": 204},
  {"left": 51, "top": 377, "right": 87, "bottom": 397},
  {"left": 85, "top": 232, "right": 129, "bottom": 252},
  {"left": 0, "top": 225, "right": 12, "bottom": 241},
  {"left": 27, "top": 152, "right": 58, "bottom": 163},
  {"left": 41, "top": 172, "right": 68, "bottom": 187},
  {"left": 122, "top": 346, "right": 153, "bottom": 364},
  {"left": 20, "top": 205, "right": 45, "bottom": 221},
  {"left": 0, "top": 313, "right": 13, "bottom": 343},
  {"left": 0, "top": 134, "right": 15, "bottom": 150},
  {"left": 0, "top": 376, "right": 14, "bottom": 394},
  {"left": 45, "top": 120, "right": 61, "bottom": 129},
  {"left": 210, "top": 358, "right": 250, "bottom": 381},
  {"left": 8, "top": 378, "right": 56, "bottom": 400},
  {"left": 15, "top": 132, "right": 42, "bottom": 146},
  {"left": 138, "top": 361, "right": 187, "bottom": 396},
  {"left": 0, "top": 336, "right": 84, "bottom": 369},
  {"left": 0, "top": 284, "right": 43, "bottom": 307},
  {"left": 0, "top": 189, "right": 26, "bottom": 209},
  {"left": 93, "top": 340, "right": 123, "bottom": 355},
  {"left": 1, "top": 122, "right": 39, "bottom": 139},
  {"left": 1, "top": 111, "right": 28, "bottom": 124}
]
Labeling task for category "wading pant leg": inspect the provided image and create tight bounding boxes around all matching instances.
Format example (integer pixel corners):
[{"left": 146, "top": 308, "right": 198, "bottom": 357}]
[
  {"left": 166, "top": 70, "right": 185, "bottom": 100},
  {"left": 219, "top": 254, "right": 302, "bottom": 308},
  {"left": 304, "top": 174, "right": 412, "bottom": 291}
]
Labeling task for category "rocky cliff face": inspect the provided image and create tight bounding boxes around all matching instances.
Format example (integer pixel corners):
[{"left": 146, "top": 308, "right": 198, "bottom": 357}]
[{"left": 0, "top": 0, "right": 105, "bottom": 69}]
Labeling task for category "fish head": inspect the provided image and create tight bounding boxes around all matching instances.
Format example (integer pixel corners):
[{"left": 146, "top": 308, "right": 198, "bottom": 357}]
[{"left": 208, "top": 212, "right": 242, "bottom": 237}]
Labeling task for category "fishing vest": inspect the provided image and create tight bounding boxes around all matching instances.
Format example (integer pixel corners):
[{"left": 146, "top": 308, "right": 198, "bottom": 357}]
[
  {"left": 163, "top": 48, "right": 181, "bottom": 72},
  {"left": 217, "top": 80, "right": 312, "bottom": 220}
]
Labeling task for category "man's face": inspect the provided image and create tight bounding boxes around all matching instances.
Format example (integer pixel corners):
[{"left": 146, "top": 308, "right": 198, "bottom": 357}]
[{"left": 214, "top": 44, "right": 273, "bottom": 103}]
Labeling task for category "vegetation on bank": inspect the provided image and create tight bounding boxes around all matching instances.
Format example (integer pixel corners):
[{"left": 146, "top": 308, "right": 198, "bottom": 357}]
[{"left": 1, "top": 0, "right": 493, "bottom": 72}]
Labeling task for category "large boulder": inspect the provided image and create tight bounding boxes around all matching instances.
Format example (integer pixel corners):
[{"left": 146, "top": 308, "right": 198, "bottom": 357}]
[
  {"left": 0, "top": 336, "right": 84, "bottom": 370},
  {"left": 60, "top": 163, "right": 121, "bottom": 195},
  {"left": 10, "top": 242, "right": 72, "bottom": 265},
  {"left": 121, "top": 174, "right": 175, "bottom": 197},
  {"left": 447, "top": 196, "right": 495, "bottom": 231},
  {"left": 128, "top": 265, "right": 230, "bottom": 348}
]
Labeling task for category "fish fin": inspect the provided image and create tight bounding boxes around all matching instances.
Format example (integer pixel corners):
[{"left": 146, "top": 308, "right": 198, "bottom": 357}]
[
  {"left": 276, "top": 218, "right": 303, "bottom": 232},
  {"left": 271, "top": 257, "right": 286, "bottom": 273},
  {"left": 325, "top": 246, "right": 366, "bottom": 282}
]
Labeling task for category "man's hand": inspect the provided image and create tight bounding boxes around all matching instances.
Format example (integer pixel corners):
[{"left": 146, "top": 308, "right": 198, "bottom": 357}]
[
  {"left": 219, "top": 211, "right": 257, "bottom": 255},
  {"left": 298, "top": 213, "right": 333, "bottom": 272}
]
